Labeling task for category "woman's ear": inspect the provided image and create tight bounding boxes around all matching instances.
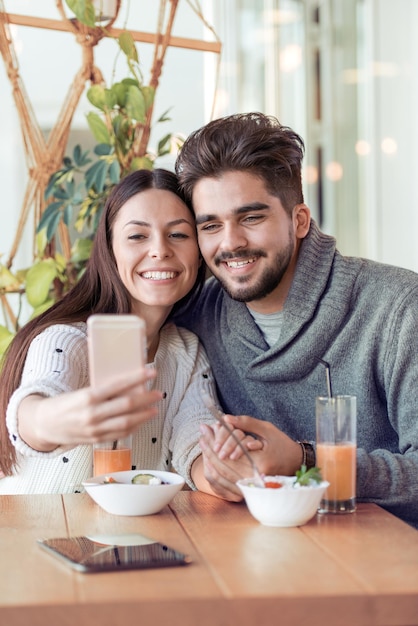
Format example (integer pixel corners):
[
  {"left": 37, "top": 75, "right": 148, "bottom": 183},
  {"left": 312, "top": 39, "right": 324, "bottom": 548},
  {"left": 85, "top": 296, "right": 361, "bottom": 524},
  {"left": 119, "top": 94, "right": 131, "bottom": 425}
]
[{"left": 293, "top": 203, "right": 311, "bottom": 239}]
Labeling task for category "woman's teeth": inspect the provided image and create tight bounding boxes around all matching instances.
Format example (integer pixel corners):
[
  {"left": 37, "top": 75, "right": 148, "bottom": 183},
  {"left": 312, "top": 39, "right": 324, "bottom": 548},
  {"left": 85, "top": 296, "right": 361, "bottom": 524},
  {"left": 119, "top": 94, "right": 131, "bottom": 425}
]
[{"left": 141, "top": 271, "right": 176, "bottom": 280}]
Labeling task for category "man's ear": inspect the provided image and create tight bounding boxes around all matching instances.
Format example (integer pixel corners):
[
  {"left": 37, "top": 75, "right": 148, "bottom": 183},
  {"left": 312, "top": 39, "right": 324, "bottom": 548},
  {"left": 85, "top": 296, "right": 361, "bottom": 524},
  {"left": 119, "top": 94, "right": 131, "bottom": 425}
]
[{"left": 293, "top": 203, "right": 311, "bottom": 239}]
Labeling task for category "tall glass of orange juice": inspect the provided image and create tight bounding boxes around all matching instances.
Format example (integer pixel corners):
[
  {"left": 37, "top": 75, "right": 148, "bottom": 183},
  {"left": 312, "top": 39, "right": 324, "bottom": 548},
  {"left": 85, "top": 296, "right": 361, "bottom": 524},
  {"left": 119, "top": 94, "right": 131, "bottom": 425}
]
[
  {"left": 316, "top": 395, "right": 356, "bottom": 514},
  {"left": 93, "top": 435, "right": 132, "bottom": 476}
]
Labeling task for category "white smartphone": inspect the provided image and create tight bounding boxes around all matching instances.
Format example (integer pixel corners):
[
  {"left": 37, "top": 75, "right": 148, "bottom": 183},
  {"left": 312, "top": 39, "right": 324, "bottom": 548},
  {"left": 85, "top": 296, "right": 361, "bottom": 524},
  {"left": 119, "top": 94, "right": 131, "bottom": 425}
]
[{"left": 87, "top": 314, "right": 147, "bottom": 387}]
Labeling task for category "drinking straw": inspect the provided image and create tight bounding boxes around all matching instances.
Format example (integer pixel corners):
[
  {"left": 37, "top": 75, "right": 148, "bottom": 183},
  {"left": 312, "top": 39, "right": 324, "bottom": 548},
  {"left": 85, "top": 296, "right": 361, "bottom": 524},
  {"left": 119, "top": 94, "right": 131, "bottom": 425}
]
[{"left": 318, "top": 358, "right": 333, "bottom": 398}]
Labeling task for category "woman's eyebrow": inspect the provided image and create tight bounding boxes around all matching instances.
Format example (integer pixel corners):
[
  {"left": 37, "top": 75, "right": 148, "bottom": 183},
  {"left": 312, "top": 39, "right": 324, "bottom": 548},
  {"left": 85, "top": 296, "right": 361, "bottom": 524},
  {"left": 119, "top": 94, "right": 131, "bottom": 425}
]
[
  {"left": 123, "top": 218, "right": 193, "bottom": 228},
  {"left": 167, "top": 218, "right": 194, "bottom": 227}
]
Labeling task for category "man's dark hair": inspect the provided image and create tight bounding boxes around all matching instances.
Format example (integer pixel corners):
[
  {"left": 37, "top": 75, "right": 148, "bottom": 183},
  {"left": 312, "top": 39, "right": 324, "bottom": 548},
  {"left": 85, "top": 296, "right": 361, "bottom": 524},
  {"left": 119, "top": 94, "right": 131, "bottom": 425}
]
[{"left": 176, "top": 112, "right": 305, "bottom": 215}]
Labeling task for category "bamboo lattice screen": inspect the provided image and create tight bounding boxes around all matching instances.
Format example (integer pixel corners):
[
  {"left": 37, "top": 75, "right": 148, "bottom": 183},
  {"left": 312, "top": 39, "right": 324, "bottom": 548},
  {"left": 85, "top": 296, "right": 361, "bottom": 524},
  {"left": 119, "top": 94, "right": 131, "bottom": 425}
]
[{"left": 0, "top": 0, "right": 220, "bottom": 327}]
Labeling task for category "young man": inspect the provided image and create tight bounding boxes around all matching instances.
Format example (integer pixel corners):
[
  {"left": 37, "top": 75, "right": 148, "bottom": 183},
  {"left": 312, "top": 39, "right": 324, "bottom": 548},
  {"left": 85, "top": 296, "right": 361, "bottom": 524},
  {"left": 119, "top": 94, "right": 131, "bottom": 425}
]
[{"left": 175, "top": 112, "right": 418, "bottom": 528}]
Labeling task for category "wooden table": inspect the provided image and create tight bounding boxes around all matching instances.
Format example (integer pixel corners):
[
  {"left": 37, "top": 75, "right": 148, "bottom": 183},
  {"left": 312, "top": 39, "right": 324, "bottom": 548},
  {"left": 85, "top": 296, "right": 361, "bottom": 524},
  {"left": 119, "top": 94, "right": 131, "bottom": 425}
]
[{"left": 1, "top": 491, "right": 418, "bottom": 626}]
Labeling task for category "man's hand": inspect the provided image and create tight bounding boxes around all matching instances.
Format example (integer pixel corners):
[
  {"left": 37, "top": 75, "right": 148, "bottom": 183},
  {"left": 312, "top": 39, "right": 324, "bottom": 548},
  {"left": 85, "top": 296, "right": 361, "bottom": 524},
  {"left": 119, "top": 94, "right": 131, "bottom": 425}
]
[{"left": 198, "top": 414, "right": 304, "bottom": 500}]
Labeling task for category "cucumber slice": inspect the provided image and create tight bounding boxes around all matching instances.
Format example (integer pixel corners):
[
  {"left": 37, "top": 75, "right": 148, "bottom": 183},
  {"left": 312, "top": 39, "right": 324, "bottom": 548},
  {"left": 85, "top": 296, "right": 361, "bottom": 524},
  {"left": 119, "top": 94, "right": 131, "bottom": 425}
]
[{"left": 131, "top": 473, "right": 162, "bottom": 485}]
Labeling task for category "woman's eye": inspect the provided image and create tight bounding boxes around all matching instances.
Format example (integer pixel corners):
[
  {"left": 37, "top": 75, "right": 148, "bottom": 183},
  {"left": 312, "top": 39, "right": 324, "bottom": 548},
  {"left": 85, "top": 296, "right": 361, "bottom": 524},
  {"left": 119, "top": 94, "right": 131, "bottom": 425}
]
[
  {"left": 128, "top": 233, "right": 146, "bottom": 240},
  {"left": 170, "top": 232, "right": 189, "bottom": 239}
]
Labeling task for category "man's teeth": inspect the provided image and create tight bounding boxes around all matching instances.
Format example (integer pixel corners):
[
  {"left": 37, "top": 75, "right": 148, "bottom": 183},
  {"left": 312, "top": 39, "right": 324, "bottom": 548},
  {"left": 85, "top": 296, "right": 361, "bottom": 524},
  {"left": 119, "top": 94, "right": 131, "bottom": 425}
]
[
  {"left": 226, "top": 258, "right": 256, "bottom": 268},
  {"left": 141, "top": 271, "right": 176, "bottom": 280}
]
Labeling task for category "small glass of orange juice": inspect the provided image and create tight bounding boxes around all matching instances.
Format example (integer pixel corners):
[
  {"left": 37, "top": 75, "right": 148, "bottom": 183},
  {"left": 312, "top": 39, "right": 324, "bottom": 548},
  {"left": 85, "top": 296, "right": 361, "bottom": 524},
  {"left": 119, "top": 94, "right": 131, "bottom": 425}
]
[
  {"left": 316, "top": 395, "right": 356, "bottom": 514},
  {"left": 93, "top": 436, "right": 132, "bottom": 476}
]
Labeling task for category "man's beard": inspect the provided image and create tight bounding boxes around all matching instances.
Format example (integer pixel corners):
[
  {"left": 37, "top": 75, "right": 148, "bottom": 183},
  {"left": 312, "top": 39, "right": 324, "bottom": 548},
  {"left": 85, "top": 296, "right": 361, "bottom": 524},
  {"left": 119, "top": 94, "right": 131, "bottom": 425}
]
[{"left": 212, "top": 233, "right": 295, "bottom": 303}]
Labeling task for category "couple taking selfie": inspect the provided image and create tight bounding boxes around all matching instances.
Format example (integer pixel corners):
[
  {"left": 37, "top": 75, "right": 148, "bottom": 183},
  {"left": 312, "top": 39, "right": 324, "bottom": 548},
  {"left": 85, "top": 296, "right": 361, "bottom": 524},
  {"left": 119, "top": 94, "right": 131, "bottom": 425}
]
[{"left": 1, "top": 112, "right": 418, "bottom": 530}]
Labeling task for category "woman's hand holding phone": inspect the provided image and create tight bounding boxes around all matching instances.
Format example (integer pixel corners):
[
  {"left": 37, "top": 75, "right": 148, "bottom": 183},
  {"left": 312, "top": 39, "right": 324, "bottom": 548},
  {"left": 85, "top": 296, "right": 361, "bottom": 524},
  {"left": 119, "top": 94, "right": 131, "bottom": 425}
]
[
  {"left": 17, "top": 315, "right": 162, "bottom": 451},
  {"left": 18, "top": 363, "right": 161, "bottom": 451}
]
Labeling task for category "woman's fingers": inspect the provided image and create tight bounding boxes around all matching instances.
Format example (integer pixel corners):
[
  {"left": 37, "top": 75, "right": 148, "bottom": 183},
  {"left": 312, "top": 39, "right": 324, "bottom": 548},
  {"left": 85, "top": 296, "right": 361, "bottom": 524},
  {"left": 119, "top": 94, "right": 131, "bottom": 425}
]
[
  {"left": 199, "top": 424, "right": 254, "bottom": 500},
  {"left": 210, "top": 421, "right": 263, "bottom": 461},
  {"left": 89, "top": 367, "right": 156, "bottom": 402},
  {"left": 79, "top": 384, "right": 162, "bottom": 440},
  {"left": 31, "top": 368, "right": 162, "bottom": 445}
]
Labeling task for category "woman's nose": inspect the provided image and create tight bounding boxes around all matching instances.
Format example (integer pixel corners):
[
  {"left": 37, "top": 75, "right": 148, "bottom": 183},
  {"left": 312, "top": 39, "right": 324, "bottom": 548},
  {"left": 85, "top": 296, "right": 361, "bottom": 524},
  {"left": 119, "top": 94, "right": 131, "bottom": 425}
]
[{"left": 148, "top": 236, "right": 172, "bottom": 259}]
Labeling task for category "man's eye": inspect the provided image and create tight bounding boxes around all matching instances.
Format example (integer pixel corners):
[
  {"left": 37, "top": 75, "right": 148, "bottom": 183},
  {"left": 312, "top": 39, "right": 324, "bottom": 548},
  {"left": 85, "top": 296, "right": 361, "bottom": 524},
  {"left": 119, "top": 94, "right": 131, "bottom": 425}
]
[
  {"left": 200, "top": 223, "right": 220, "bottom": 232},
  {"left": 244, "top": 215, "right": 263, "bottom": 223}
]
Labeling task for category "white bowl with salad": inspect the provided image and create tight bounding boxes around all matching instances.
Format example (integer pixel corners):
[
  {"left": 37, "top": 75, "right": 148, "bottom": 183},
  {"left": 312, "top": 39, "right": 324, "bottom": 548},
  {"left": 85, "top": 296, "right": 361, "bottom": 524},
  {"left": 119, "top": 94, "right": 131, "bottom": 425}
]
[
  {"left": 237, "top": 467, "right": 329, "bottom": 527},
  {"left": 83, "top": 470, "right": 185, "bottom": 516}
]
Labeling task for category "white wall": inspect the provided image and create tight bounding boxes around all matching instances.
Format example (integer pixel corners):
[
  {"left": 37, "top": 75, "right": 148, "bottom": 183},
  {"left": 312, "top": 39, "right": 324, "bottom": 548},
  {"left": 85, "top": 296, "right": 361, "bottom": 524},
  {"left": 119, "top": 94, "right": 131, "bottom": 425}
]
[{"left": 361, "top": 0, "right": 418, "bottom": 271}]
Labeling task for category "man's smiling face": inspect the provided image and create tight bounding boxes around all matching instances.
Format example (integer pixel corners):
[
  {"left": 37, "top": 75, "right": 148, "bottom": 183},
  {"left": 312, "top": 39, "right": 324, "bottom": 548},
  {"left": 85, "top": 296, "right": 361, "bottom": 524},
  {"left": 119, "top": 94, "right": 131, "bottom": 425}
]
[{"left": 192, "top": 170, "right": 309, "bottom": 313}]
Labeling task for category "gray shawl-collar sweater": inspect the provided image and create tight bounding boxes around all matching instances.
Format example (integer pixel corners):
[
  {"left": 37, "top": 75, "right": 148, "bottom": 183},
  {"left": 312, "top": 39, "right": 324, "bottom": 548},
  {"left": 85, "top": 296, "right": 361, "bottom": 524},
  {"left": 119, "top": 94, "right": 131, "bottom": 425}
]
[{"left": 179, "top": 220, "right": 418, "bottom": 527}]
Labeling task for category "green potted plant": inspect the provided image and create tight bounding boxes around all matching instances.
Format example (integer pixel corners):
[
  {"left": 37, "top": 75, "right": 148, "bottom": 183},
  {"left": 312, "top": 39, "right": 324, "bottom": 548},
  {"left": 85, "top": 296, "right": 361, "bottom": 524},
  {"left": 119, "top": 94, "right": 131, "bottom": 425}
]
[{"left": 0, "top": 1, "right": 182, "bottom": 358}]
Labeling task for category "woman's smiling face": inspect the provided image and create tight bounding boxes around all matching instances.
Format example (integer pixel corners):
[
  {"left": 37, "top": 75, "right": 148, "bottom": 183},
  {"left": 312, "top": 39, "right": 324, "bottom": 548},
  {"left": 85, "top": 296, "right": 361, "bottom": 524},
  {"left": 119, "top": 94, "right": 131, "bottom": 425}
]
[{"left": 112, "top": 188, "right": 200, "bottom": 318}]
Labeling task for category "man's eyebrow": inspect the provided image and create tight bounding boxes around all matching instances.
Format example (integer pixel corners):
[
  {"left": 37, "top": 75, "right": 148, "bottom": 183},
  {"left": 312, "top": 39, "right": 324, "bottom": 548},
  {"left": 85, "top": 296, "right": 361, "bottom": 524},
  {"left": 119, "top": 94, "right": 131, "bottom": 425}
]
[{"left": 195, "top": 202, "right": 270, "bottom": 225}]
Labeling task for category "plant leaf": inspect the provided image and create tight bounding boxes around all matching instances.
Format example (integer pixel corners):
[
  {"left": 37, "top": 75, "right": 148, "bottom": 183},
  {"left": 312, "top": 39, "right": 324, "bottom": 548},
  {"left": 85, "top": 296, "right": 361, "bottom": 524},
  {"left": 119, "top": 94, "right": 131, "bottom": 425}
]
[
  {"left": 63, "top": 204, "right": 73, "bottom": 227},
  {"left": 30, "top": 299, "right": 56, "bottom": 320},
  {"left": 157, "top": 133, "right": 172, "bottom": 155},
  {"left": 0, "top": 264, "right": 21, "bottom": 291},
  {"left": 118, "top": 31, "right": 139, "bottom": 63},
  {"left": 94, "top": 143, "right": 113, "bottom": 156},
  {"left": 45, "top": 168, "right": 75, "bottom": 199},
  {"left": 25, "top": 259, "right": 58, "bottom": 307},
  {"left": 156, "top": 107, "right": 172, "bottom": 123},
  {"left": 87, "top": 85, "right": 107, "bottom": 111},
  {"left": 0, "top": 325, "right": 14, "bottom": 357},
  {"left": 86, "top": 112, "right": 111, "bottom": 144},
  {"left": 73, "top": 144, "right": 91, "bottom": 167},
  {"left": 65, "top": 0, "right": 96, "bottom": 28},
  {"left": 36, "top": 202, "right": 63, "bottom": 234},
  {"left": 35, "top": 229, "right": 48, "bottom": 256},
  {"left": 125, "top": 85, "right": 146, "bottom": 122},
  {"left": 294, "top": 465, "right": 323, "bottom": 487},
  {"left": 71, "top": 237, "right": 93, "bottom": 263},
  {"left": 113, "top": 82, "right": 129, "bottom": 107},
  {"left": 109, "top": 159, "right": 120, "bottom": 184},
  {"left": 85, "top": 160, "right": 108, "bottom": 192},
  {"left": 47, "top": 210, "right": 64, "bottom": 243},
  {"left": 130, "top": 156, "right": 154, "bottom": 171}
]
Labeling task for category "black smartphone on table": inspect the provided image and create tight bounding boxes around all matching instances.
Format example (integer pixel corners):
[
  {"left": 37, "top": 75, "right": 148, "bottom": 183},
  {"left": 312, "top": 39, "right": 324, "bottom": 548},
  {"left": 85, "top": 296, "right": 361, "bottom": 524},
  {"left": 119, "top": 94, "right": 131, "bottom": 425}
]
[{"left": 37, "top": 534, "right": 191, "bottom": 573}]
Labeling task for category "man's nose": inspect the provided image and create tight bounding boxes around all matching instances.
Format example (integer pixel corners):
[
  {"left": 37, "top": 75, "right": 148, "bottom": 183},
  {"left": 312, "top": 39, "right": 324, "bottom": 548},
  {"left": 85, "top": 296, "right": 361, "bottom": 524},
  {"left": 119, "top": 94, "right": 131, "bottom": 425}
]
[{"left": 219, "top": 224, "right": 248, "bottom": 252}]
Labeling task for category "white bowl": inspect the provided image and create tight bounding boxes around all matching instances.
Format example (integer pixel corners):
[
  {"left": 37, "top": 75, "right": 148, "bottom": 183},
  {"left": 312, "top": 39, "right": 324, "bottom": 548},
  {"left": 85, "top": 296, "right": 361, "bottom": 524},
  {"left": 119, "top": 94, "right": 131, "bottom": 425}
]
[
  {"left": 237, "top": 475, "right": 329, "bottom": 527},
  {"left": 82, "top": 470, "right": 185, "bottom": 516}
]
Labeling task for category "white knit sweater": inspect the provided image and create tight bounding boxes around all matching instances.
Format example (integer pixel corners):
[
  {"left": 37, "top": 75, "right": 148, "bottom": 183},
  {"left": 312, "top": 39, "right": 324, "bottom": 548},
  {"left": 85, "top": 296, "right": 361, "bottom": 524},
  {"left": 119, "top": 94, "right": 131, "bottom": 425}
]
[{"left": 1, "top": 322, "right": 217, "bottom": 494}]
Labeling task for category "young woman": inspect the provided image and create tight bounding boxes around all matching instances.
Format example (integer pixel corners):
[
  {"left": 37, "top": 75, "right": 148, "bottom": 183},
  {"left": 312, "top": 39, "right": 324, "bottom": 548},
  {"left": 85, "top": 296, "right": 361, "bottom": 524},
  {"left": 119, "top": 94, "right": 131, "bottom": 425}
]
[{"left": 0, "top": 169, "right": 226, "bottom": 494}]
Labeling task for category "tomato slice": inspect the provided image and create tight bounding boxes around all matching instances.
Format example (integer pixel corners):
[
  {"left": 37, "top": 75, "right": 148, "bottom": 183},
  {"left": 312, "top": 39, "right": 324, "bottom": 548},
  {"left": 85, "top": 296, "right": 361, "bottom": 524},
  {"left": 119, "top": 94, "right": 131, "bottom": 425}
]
[{"left": 264, "top": 480, "right": 283, "bottom": 489}]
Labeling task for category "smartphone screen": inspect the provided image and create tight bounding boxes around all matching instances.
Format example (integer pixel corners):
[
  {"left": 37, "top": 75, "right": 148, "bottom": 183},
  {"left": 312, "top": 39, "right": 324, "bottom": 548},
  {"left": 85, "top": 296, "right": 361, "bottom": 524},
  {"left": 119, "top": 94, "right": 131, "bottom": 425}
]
[
  {"left": 37, "top": 534, "right": 192, "bottom": 573},
  {"left": 87, "top": 314, "right": 146, "bottom": 386}
]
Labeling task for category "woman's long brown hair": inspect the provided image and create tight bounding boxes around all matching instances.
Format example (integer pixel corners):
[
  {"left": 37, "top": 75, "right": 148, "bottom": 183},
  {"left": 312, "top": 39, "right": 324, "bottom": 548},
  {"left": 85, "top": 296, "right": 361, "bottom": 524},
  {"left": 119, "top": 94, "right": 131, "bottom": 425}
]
[{"left": 0, "top": 169, "right": 205, "bottom": 475}]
